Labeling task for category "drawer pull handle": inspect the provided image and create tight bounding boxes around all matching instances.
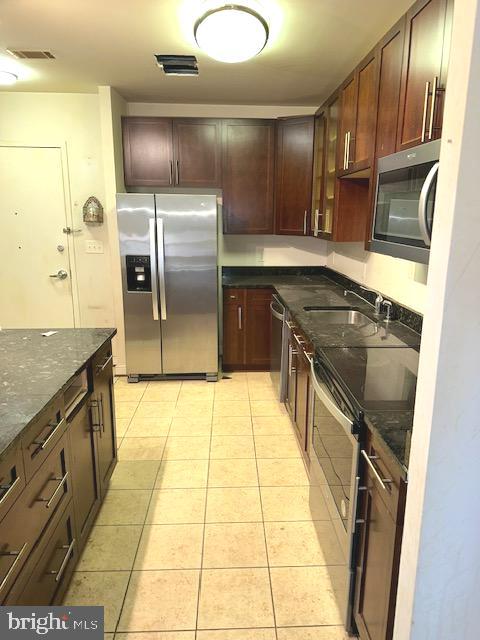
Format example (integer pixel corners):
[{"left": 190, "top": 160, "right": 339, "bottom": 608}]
[
  {"left": 361, "top": 450, "right": 392, "bottom": 491},
  {"left": 0, "top": 542, "right": 28, "bottom": 594},
  {"left": 96, "top": 354, "right": 113, "bottom": 373},
  {"left": 0, "top": 476, "right": 20, "bottom": 506},
  {"left": 33, "top": 418, "right": 65, "bottom": 454},
  {"left": 49, "top": 539, "right": 76, "bottom": 583},
  {"left": 38, "top": 471, "right": 69, "bottom": 509}
]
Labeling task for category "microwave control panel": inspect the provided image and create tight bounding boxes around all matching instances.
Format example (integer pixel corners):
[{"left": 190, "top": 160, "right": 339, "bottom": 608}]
[{"left": 126, "top": 255, "right": 152, "bottom": 292}]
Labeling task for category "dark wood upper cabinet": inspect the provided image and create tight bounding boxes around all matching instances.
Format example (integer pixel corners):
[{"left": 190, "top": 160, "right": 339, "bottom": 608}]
[
  {"left": 245, "top": 289, "right": 273, "bottom": 370},
  {"left": 338, "top": 51, "right": 378, "bottom": 175},
  {"left": 173, "top": 119, "right": 222, "bottom": 187},
  {"left": 123, "top": 117, "right": 221, "bottom": 188},
  {"left": 275, "top": 116, "right": 314, "bottom": 236},
  {"left": 375, "top": 18, "right": 406, "bottom": 159},
  {"left": 222, "top": 119, "right": 275, "bottom": 234},
  {"left": 397, "top": 0, "right": 450, "bottom": 150},
  {"left": 122, "top": 117, "right": 174, "bottom": 187}
]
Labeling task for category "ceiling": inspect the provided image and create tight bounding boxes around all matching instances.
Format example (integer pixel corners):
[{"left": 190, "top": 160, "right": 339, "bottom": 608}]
[{"left": 0, "top": 0, "right": 414, "bottom": 105}]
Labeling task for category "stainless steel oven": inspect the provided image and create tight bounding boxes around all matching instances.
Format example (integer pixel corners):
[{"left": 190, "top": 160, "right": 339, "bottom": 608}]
[
  {"left": 270, "top": 294, "right": 287, "bottom": 401},
  {"left": 371, "top": 139, "right": 440, "bottom": 264},
  {"left": 308, "top": 358, "right": 362, "bottom": 633}
]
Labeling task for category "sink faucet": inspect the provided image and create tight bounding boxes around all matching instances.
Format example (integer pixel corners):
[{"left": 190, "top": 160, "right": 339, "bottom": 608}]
[{"left": 360, "top": 286, "right": 384, "bottom": 315}]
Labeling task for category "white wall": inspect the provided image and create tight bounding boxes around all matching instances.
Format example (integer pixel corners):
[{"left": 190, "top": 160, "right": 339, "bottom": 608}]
[
  {"left": 327, "top": 243, "right": 428, "bottom": 313},
  {"left": 0, "top": 91, "right": 115, "bottom": 328},
  {"left": 394, "top": 1, "right": 480, "bottom": 637}
]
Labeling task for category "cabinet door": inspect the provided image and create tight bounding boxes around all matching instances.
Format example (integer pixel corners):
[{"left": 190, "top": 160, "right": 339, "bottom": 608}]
[
  {"left": 397, "top": 0, "right": 448, "bottom": 149},
  {"left": 68, "top": 402, "right": 100, "bottom": 552},
  {"left": 275, "top": 116, "right": 314, "bottom": 235},
  {"left": 311, "top": 112, "right": 326, "bottom": 237},
  {"left": 223, "top": 289, "right": 246, "bottom": 370},
  {"left": 173, "top": 119, "right": 222, "bottom": 187},
  {"left": 337, "top": 75, "right": 357, "bottom": 174},
  {"left": 92, "top": 348, "right": 117, "bottom": 497},
  {"left": 294, "top": 349, "right": 310, "bottom": 454},
  {"left": 222, "top": 119, "right": 275, "bottom": 234},
  {"left": 122, "top": 117, "right": 173, "bottom": 187},
  {"left": 352, "top": 54, "right": 377, "bottom": 170},
  {"left": 245, "top": 289, "right": 273, "bottom": 370},
  {"left": 285, "top": 333, "right": 298, "bottom": 420},
  {"left": 322, "top": 96, "right": 339, "bottom": 237},
  {"left": 375, "top": 18, "right": 406, "bottom": 159}
]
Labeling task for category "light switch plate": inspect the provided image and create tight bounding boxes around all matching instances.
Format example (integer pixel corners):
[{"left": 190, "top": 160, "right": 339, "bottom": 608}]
[{"left": 86, "top": 240, "right": 104, "bottom": 254}]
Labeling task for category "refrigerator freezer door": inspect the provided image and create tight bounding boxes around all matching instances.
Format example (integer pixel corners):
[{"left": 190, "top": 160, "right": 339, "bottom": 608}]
[
  {"left": 117, "top": 193, "right": 163, "bottom": 375},
  {"left": 155, "top": 194, "right": 218, "bottom": 375}
]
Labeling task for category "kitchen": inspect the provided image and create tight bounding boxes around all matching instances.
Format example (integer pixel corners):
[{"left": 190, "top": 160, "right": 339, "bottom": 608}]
[{"left": 0, "top": 1, "right": 478, "bottom": 639}]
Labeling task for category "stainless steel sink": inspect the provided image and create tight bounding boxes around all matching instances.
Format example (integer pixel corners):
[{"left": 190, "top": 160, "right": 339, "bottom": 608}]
[{"left": 303, "top": 307, "right": 374, "bottom": 325}]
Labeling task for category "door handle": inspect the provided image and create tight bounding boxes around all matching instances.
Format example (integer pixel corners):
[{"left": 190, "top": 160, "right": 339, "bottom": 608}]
[
  {"left": 0, "top": 543, "right": 28, "bottom": 595},
  {"left": 49, "top": 539, "right": 76, "bottom": 583},
  {"left": 175, "top": 160, "right": 180, "bottom": 185},
  {"left": 169, "top": 160, "right": 173, "bottom": 185},
  {"left": 361, "top": 450, "right": 392, "bottom": 491},
  {"left": 303, "top": 211, "right": 307, "bottom": 235},
  {"left": 421, "top": 81, "right": 430, "bottom": 143},
  {"left": 0, "top": 476, "right": 21, "bottom": 506},
  {"left": 149, "top": 219, "right": 159, "bottom": 321},
  {"left": 49, "top": 269, "right": 68, "bottom": 280},
  {"left": 238, "top": 306, "right": 242, "bottom": 330},
  {"left": 156, "top": 218, "right": 167, "bottom": 321}
]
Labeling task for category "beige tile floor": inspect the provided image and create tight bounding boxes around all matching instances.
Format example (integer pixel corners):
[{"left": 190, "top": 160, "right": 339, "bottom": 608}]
[{"left": 64, "top": 372, "right": 349, "bottom": 640}]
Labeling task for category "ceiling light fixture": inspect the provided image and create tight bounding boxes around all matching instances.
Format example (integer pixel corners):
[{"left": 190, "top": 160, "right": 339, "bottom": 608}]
[
  {"left": 194, "top": 3, "right": 269, "bottom": 63},
  {"left": 0, "top": 70, "right": 18, "bottom": 85}
]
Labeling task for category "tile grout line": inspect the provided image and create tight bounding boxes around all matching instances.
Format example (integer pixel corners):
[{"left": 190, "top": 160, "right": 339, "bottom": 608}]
[
  {"left": 194, "top": 384, "right": 216, "bottom": 640},
  {"left": 248, "top": 376, "right": 280, "bottom": 640},
  {"left": 112, "top": 378, "right": 177, "bottom": 635}
]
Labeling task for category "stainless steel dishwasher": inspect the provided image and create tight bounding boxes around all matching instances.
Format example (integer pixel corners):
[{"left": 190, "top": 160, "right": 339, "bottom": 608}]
[{"left": 270, "top": 294, "right": 287, "bottom": 401}]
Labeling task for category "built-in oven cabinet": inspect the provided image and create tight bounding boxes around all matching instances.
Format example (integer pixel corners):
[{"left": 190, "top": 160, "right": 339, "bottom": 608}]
[{"left": 354, "top": 429, "right": 407, "bottom": 640}]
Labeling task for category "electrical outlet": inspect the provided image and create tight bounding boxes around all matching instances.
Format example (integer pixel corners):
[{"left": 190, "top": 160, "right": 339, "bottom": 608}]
[{"left": 86, "top": 240, "right": 104, "bottom": 254}]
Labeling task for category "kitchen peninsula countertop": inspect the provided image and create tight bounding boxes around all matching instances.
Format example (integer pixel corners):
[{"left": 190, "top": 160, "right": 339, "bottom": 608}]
[
  {"left": 223, "top": 267, "right": 421, "bottom": 477},
  {"left": 0, "top": 328, "right": 116, "bottom": 461}
]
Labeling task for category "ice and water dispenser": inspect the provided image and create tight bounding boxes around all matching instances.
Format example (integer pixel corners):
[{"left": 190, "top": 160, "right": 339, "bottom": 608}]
[{"left": 126, "top": 255, "right": 152, "bottom": 292}]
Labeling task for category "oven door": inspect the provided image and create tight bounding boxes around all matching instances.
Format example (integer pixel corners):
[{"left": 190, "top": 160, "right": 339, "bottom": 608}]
[
  {"left": 371, "top": 139, "right": 440, "bottom": 264},
  {"left": 308, "top": 359, "right": 360, "bottom": 632}
]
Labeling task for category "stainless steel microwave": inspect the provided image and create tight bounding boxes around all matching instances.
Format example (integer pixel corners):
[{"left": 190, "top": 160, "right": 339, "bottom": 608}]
[{"left": 371, "top": 139, "right": 441, "bottom": 264}]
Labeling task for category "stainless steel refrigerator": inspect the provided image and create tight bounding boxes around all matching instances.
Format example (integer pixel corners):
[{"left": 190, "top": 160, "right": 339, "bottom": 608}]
[{"left": 116, "top": 193, "right": 218, "bottom": 380}]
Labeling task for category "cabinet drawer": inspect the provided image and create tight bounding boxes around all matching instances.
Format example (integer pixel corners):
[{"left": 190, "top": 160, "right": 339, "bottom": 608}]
[
  {"left": 7, "top": 501, "right": 77, "bottom": 606},
  {"left": 0, "top": 434, "right": 71, "bottom": 601},
  {"left": 0, "top": 445, "right": 25, "bottom": 523},
  {"left": 22, "top": 397, "right": 66, "bottom": 481},
  {"left": 224, "top": 288, "right": 246, "bottom": 305},
  {"left": 363, "top": 434, "right": 406, "bottom": 524}
]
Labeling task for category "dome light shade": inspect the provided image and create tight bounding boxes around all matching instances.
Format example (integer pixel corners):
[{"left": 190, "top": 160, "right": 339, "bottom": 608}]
[
  {"left": 0, "top": 70, "right": 18, "bottom": 85},
  {"left": 194, "top": 4, "right": 269, "bottom": 63}
]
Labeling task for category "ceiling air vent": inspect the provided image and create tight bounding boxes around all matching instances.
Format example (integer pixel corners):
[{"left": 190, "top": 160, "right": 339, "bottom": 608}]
[
  {"left": 154, "top": 54, "right": 198, "bottom": 76},
  {"left": 7, "top": 49, "right": 55, "bottom": 60}
]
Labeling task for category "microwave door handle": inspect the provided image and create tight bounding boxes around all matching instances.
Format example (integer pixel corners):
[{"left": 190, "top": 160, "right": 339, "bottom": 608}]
[
  {"left": 149, "top": 219, "right": 159, "bottom": 321},
  {"left": 310, "top": 360, "right": 353, "bottom": 431},
  {"left": 156, "top": 218, "right": 167, "bottom": 321},
  {"left": 418, "top": 162, "right": 439, "bottom": 247}
]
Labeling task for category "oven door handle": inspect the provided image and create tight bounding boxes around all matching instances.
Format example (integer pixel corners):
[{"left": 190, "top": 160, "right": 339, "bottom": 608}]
[
  {"left": 310, "top": 360, "right": 353, "bottom": 431},
  {"left": 418, "top": 161, "right": 439, "bottom": 248}
]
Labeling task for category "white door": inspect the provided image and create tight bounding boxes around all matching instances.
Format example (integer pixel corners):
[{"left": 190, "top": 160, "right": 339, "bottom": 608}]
[{"left": 0, "top": 145, "right": 76, "bottom": 328}]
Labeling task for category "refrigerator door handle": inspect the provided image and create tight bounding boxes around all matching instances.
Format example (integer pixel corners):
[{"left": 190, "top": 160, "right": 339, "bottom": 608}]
[
  {"left": 156, "top": 218, "right": 167, "bottom": 320},
  {"left": 149, "top": 218, "right": 159, "bottom": 321}
]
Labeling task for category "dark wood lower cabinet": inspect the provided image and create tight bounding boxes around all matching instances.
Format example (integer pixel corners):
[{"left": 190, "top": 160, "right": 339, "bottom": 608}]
[
  {"left": 295, "top": 347, "right": 310, "bottom": 455},
  {"left": 223, "top": 288, "right": 273, "bottom": 371},
  {"left": 285, "top": 331, "right": 297, "bottom": 420},
  {"left": 68, "top": 402, "right": 101, "bottom": 553},
  {"left": 92, "top": 346, "right": 117, "bottom": 496},
  {"left": 354, "top": 433, "right": 407, "bottom": 640}
]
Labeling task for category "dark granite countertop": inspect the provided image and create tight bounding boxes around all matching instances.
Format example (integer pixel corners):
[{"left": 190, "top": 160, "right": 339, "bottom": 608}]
[
  {"left": 0, "top": 328, "right": 116, "bottom": 462},
  {"left": 222, "top": 267, "right": 421, "bottom": 476}
]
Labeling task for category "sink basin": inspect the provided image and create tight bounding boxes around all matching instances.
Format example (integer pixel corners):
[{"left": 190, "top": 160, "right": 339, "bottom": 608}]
[{"left": 303, "top": 307, "right": 374, "bottom": 325}]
